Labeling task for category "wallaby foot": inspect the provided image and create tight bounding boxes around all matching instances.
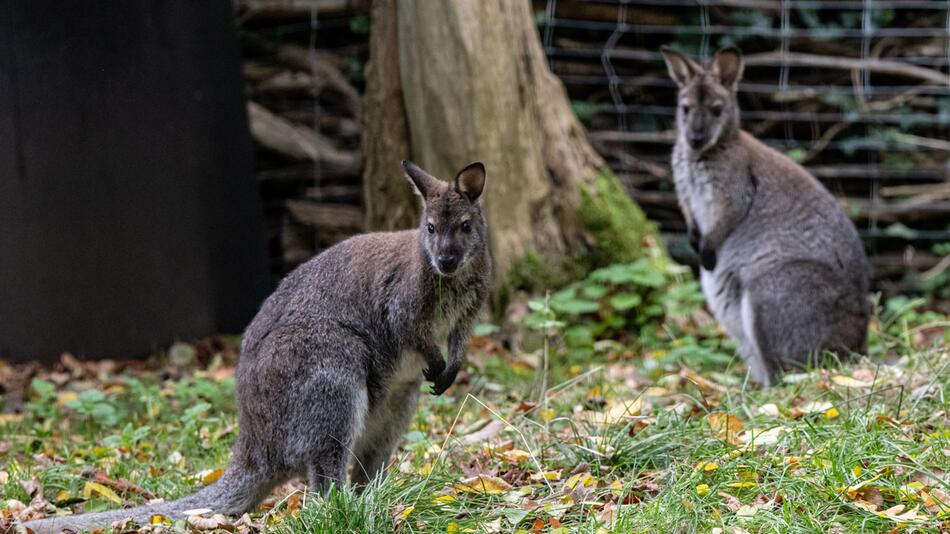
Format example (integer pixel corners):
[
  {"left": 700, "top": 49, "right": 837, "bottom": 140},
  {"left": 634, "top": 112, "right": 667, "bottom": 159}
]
[
  {"left": 351, "top": 380, "right": 421, "bottom": 487},
  {"left": 739, "top": 294, "right": 774, "bottom": 386}
]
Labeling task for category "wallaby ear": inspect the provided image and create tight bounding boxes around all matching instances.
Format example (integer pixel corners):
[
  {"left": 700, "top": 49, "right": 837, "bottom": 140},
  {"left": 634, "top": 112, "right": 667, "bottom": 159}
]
[
  {"left": 711, "top": 47, "right": 744, "bottom": 90},
  {"left": 454, "top": 162, "right": 486, "bottom": 203},
  {"left": 660, "top": 45, "right": 700, "bottom": 87},
  {"left": 402, "top": 160, "right": 440, "bottom": 200}
]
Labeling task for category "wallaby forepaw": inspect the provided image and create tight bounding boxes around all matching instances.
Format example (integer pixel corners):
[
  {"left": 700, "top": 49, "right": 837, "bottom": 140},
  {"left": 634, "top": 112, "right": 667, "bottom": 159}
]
[
  {"left": 430, "top": 368, "right": 458, "bottom": 396},
  {"left": 699, "top": 242, "right": 718, "bottom": 271},
  {"left": 688, "top": 224, "right": 701, "bottom": 252},
  {"left": 424, "top": 359, "right": 446, "bottom": 383}
]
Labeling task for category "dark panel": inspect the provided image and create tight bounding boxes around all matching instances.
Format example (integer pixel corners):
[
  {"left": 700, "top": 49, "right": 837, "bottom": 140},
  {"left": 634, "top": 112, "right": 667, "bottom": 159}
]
[{"left": 0, "top": 0, "right": 270, "bottom": 362}]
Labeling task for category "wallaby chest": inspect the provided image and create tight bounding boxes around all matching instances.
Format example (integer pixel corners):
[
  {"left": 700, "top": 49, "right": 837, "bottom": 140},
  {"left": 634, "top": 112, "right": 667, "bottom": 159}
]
[{"left": 673, "top": 155, "right": 719, "bottom": 235}]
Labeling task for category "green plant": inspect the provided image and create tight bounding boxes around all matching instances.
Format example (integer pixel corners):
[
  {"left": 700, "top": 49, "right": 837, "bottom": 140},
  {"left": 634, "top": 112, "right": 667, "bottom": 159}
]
[{"left": 25, "top": 378, "right": 59, "bottom": 422}]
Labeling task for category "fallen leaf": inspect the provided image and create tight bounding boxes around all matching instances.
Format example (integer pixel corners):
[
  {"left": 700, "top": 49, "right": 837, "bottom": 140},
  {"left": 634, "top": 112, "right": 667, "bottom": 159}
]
[
  {"left": 187, "top": 513, "right": 233, "bottom": 531},
  {"left": 831, "top": 375, "right": 872, "bottom": 388},
  {"left": 706, "top": 412, "right": 744, "bottom": 445},
  {"left": 501, "top": 449, "right": 530, "bottom": 464},
  {"left": 454, "top": 475, "right": 512, "bottom": 495},
  {"left": 718, "top": 492, "right": 742, "bottom": 512},
  {"left": 82, "top": 481, "right": 122, "bottom": 504},
  {"left": 199, "top": 468, "right": 224, "bottom": 485}
]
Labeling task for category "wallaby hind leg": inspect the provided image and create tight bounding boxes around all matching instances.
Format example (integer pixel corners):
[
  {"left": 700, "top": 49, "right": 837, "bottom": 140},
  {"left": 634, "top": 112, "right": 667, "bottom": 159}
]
[
  {"left": 742, "top": 261, "right": 857, "bottom": 384},
  {"left": 278, "top": 358, "right": 368, "bottom": 495},
  {"left": 351, "top": 379, "right": 421, "bottom": 487},
  {"left": 304, "top": 382, "right": 368, "bottom": 495}
]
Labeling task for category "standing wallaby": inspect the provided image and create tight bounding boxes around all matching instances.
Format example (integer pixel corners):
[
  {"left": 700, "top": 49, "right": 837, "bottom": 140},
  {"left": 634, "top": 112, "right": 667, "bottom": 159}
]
[
  {"left": 660, "top": 46, "right": 871, "bottom": 386},
  {"left": 25, "top": 160, "right": 491, "bottom": 534}
]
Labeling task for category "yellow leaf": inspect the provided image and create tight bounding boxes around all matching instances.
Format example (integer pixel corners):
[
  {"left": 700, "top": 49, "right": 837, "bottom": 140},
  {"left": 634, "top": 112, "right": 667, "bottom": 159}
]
[
  {"left": 609, "top": 479, "right": 624, "bottom": 497},
  {"left": 706, "top": 412, "right": 745, "bottom": 445},
  {"left": 564, "top": 473, "right": 582, "bottom": 490},
  {"left": 150, "top": 514, "right": 170, "bottom": 525},
  {"left": 831, "top": 375, "right": 872, "bottom": 388},
  {"left": 454, "top": 475, "right": 512, "bottom": 495},
  {"left": 501, "top": 449, "right": 530, "bottom": 464},
  {"left": 432, "top": 495, "right": 456, "bottom": 504},
  {"left": 852, "top": 465, "right": 862, "bottom": 477},
  {"left": 824, "top": 407, "right": 840, "bottom": 420},
  {"left": 0, "top": 413, "right": 25, "bottom": 426},
  {"left": 56, "top": 391, "right": 78, "bottom": 406},
  {"left": 82, "top": 481, "right": 122, "bottom": 504},
  {"left": 419, "top": 462, "right": 433, "bottom": 475},
  {"left": 446, "top": 522, "right": 459, "bottom": 533},
  {"left": 696, "top": 484, "right": 710, "bottom": 496},
  {"left": 401, "top": 506, "right": 414, "bottom": 518},
  {"left": 726, "top": 482, "right": 756, "bottom": 489},
  {"left": 539, "top": 409, "right": 556, "bottom": 423},
  {"left": 200, "top": 468, "right": 224, "bottom": 485},
  {"left": 702, "top": 462, "right": 719, "bottom": 472}
]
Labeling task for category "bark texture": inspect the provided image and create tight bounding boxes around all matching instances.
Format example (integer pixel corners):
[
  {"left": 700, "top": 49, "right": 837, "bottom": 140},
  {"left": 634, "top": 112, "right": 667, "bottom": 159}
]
[{"left": 361, "top": 0, "right": 416, "bottom": 231}]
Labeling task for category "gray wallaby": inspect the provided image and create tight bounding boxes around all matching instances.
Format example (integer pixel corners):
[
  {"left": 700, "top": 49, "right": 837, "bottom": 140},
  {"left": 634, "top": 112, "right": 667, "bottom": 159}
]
[
  {"left": 660, "top": 45, "right": 871, "bottom": 386},
  {"left": 25, "top": 160, "right": 491, "bottom": 534}
]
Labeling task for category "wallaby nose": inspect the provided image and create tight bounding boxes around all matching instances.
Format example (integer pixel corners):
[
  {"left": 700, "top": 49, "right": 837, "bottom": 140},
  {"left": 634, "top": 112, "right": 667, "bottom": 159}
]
[
  {"left": 687, "top": 133, "right": 706, "bottom": 149},
  {"left": 437, "top": 255, "right": 459, "bottom": 273}
]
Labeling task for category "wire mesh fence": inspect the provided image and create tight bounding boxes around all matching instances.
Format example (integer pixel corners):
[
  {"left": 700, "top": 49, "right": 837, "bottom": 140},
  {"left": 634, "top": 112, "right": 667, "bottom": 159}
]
[
  {"left": 233, "top": 0, "right": 950, "bottom": 294},
  {"left": 540, "top": 0, "right": 950, "bottom": 293}
]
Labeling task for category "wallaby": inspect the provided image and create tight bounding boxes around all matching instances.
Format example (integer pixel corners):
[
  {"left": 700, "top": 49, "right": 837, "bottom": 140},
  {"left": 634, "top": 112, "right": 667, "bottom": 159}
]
[
  {"left": 25, "top": 160, "right": 491, "bottom": 534},
  {"left": 660, "top": 46, "right": 871, "bottom": 386}
]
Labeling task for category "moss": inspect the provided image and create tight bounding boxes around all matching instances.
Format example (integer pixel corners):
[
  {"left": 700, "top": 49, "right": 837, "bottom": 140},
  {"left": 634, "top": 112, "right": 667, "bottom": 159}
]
[
  {"left": 578, "top": 168, "right": 665, "bottom": 268},
  {"left": 493, "top": 168, "right": 670, "bottom": 314}
]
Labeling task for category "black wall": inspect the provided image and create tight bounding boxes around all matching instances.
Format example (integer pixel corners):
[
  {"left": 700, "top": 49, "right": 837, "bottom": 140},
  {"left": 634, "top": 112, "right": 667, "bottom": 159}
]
[{"left": 0, "top": 1, "right": 271, "bottom": 362}]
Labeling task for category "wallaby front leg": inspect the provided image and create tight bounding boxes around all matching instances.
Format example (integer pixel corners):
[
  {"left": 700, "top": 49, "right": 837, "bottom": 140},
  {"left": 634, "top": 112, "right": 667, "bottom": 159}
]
[
  {"left": 418, "top": 341, "right": 446, "bottom": 384},
  {"left": 431, "top": 327, "right": 469, "bottom": 395}
]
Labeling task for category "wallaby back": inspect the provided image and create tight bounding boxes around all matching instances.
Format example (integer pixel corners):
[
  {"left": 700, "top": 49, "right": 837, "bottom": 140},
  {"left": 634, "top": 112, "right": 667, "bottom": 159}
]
[
  {"left": 25, "top": 161, "right": 491, "bottom": 533},
  {"left": 661, "top": 46, "right": 870, "bottom": 385}
]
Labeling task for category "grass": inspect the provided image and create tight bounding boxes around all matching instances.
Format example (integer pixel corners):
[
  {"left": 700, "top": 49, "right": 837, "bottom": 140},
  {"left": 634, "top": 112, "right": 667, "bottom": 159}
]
[{"left": 1, "top": 300, "right": 949, "bottom": 533}]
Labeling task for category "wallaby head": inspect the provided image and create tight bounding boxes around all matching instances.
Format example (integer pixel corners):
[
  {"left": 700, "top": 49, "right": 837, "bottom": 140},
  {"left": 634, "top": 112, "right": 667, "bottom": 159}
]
[
  {"left": 661, "top": 46, "right": 744, "bottom": 154},
  {"left": 402, "top": 160, "right": 487, "bottom": 276}
]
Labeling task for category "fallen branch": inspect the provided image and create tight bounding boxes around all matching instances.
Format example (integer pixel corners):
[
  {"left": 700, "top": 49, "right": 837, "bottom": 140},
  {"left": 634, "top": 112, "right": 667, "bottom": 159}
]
[
  {"left": 744, "top": 52, "right": 950, "bottom": 86},
  {"left": 247, "top": 102, "right": 360, "bottom": 174}
]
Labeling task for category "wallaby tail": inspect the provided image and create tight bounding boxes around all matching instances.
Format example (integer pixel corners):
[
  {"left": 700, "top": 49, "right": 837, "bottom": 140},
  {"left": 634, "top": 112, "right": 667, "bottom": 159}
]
[{"left": 24, "top": 466, "right": 269, "bottom": 534}]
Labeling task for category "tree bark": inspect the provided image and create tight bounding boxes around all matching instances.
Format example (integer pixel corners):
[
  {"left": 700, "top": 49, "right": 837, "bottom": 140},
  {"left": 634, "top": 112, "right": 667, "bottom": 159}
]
[
  {"left": 363, "top": 0, "right": 662, "bottom": 292},
  {"left": 361, "top": 0, "right": 416, "bottom": 231}
]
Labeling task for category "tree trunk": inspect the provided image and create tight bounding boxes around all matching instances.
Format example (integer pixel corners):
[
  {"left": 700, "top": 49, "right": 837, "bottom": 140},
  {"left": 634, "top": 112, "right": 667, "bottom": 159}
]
[
  {"left": 361, "top": 0, "right": 416, "bottom": 231},
  {"left": 363, "top": 0, "right": 663, "bottom": 297}
]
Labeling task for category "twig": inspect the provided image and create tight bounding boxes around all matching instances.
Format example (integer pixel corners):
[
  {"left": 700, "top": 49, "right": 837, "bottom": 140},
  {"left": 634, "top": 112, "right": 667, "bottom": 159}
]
[{"left": 744, "top": 52, "right": 950, "bottom": 86}]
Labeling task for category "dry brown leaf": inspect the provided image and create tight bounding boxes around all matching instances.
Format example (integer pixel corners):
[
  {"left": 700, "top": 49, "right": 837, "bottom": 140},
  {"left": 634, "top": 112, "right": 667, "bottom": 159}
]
[
  {"left": 718, "top": 492, "right": 743, "bottom": 512},
  {"left": 707, "top": 412, "right": 745, "bottom": 445},
  {"left": 187, "top": 513, "right": 233, "bottom": 532}
]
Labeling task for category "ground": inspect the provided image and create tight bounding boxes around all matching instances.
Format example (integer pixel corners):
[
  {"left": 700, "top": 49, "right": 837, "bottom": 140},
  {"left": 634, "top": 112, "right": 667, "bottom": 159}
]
[{"left": 1, "top": 264, "right": 949, "bottom": 533}]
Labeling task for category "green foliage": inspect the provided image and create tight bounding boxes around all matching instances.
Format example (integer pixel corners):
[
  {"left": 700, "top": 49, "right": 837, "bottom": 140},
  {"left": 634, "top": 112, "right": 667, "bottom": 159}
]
[
  {"left": 26, "top": 378, "right": 59, "bottom": 421},
  {"left": 524, "top": 256, "right": 733, "bottom": 374},
  {"left": 65, "top": 389, "right": 120, "bottom": 428}
]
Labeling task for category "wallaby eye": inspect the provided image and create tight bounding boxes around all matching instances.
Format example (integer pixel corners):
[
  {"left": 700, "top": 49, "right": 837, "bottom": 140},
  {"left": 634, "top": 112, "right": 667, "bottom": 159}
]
[
  {"left": 681, "top": 104, "right": 690, "bottom": 114},
  {"left": 426, "top": 223, "right": 435, "bottom": 234},
  {"left": 461, "top": 220, "right": 472, "bottom": 233},
  {"left": 711, "top": 105, "right": 723, "bottom": 117}
]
